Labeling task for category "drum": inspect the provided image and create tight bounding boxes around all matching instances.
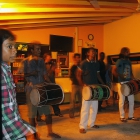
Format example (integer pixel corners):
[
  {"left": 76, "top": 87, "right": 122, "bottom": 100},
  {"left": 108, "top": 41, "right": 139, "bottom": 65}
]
[
  {"left": 121, "top": 79, "right": 140, "bottom": 96},
  {"left": 30, "top": 83, "right": 64, "bottom": 107},
  {"left": 82, "top": 84, "right": 110, "bottom": 101}
]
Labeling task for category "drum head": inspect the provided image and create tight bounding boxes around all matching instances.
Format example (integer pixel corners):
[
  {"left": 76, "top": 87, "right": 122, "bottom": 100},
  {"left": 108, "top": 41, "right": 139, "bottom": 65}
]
[
  {"left": 30, "top": 88, "right": 40, "bottom": 106},
  {"left": 121, "top": 84, "right": 130, "bottom": 96},
  {"left": 82, "top": 86, "right": 92, "bottom": 100}
]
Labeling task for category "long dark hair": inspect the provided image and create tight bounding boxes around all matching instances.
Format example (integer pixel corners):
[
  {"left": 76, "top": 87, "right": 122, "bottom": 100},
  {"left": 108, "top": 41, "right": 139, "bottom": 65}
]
[
  {"left": 119, "top": 47, "right": 130, "bottom": 59},
  {"left": 0, "top": 29, "right": 15, "bottom": 48}
]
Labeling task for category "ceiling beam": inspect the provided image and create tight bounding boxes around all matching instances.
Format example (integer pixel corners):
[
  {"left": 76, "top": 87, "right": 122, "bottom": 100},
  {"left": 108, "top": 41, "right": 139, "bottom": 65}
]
[
  {"left": 0, "top": 16, "right": 122, "bottom": 25},
  {"left": 0, "top": 7, "right": 135, "bottom": 13},
  {"left": 0, "top": 12, "right": 132, "bottom": 20},
  {"left": 0, "top": 20, "right": 112, "bottom": 29}
]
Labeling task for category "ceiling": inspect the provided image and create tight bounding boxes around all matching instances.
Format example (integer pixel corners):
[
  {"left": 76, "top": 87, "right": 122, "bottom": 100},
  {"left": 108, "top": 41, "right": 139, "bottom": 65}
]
[{"left": 0, "top": 0, "right": 139, "bottom": 30}]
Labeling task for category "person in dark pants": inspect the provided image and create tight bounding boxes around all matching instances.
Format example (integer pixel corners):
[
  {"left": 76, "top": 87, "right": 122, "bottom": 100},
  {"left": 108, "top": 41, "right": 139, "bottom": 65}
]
[
  {"left": 22, "top": 43, "right": 61, "bottom": 139},
  {"left": 69, "top": 53, "right": 83, "bottom": 118},
  {"left": 43, "top": 52, "right": 63, "bottom": 117},
  {"left": 98, "top": 52, "right": 107, "bottom": 111}
]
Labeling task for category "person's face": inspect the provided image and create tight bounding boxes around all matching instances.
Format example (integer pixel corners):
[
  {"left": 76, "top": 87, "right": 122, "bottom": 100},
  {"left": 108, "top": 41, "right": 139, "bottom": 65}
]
[
  {"left": 87, "top": 49, "right": 95, "bottom": 59},
  {"left": 32, "top": 45, "right": 41, "bottom": 57},
  {"left": 2, "top": 38, "right": 17, "bottom": 63},
  {"left": 100, "top": 53, "right": 105, "bottom": 60},
  {"left": 124, "top": 50, "right": 130, "bottom": 57},
  {"left": 74, "top": 56, "right": 81, "bottom": 64}
]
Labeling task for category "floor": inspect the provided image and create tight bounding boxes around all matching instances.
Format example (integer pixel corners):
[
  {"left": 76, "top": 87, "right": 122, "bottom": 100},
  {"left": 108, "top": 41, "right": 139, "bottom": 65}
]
[{"left": 19, "top": 97, "right": 140, "bottom": 140}]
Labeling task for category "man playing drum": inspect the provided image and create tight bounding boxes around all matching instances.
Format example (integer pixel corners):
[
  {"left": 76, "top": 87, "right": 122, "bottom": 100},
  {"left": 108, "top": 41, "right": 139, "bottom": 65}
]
[
  {"left": 22, "top": 42, "right": 61, "bottom": 139},
  {"left": 79, "top": 47, "right": 105, "bottom": 133},
  {"left": 43, "top": 52, "right": 63, "bottom": 117},
  {"left": 115, "top": 47, "right": 139, "bottom": 122}
]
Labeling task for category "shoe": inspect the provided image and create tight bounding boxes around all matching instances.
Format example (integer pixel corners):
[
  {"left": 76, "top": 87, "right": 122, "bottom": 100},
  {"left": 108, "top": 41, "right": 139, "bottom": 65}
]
[
  {"left": 55, "top": 113, "right": 63, "bottom": 117},
  {"left": 91, "top": 125, "right": 99, "bottom": 129},
  {"left": 79, "top": 128, "right": 86, "bottom": 133},
  {"left": 120, "top": 118, "right": 127, "bottom": 122},
  {"left": 128, "top": 117, "right": 139, "bottom": 121},
  {"left": 47, "top": 133, "right": 61, "bottom": 138}
]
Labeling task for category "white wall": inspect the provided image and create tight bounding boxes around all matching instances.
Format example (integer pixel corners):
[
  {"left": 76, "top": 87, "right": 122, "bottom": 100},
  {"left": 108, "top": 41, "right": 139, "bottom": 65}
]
[{"left": 104, "top": 13, "right": 140, "bottom": 55}]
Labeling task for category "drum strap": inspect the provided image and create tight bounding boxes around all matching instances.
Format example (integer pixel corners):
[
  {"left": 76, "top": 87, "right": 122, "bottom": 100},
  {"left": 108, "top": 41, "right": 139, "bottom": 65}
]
[{"left": 120, "top": 81, "right": 129, "bottom": 84}]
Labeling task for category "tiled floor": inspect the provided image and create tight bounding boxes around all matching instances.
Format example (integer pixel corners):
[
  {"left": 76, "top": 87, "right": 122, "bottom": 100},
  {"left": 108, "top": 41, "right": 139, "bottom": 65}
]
[{"left": 19, "top": 99, "right": 140, "bottom": 140}]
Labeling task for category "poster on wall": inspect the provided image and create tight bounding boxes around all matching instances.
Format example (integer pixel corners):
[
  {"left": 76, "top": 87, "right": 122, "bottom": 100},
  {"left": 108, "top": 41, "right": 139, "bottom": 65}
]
[
  {"left": 84, "top": 41, "right": 96, "bottom": 48},
  {"left": 107, "top": 52, "right": 140, "bottom": 65}
]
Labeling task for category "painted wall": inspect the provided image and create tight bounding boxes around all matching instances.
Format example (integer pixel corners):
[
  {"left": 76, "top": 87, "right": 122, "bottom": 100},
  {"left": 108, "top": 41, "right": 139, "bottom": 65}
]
[
  {"left": 12, "top": 25, "right": 104, "bottom": 65},
  {"left": 104, "top": 13, "right": 140, "bottom": 55},
  {"left": 104, "top": 13, "right": 140, "bottom": 101},
  {"left": 78, "top": 25, "right": 104, "bottom": 54},
  {"left": 13, "top": 27, "right": 75, "bottom": 44}
]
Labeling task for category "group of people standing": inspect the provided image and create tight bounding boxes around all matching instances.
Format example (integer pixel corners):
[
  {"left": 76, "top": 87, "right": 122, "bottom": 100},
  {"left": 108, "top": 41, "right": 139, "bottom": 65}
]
[
  {"left": 69, "top": 47, "right": 139, "bottom": 134},
  {"left": 1, "top": 28, "right": 139, "bottom": 140}
]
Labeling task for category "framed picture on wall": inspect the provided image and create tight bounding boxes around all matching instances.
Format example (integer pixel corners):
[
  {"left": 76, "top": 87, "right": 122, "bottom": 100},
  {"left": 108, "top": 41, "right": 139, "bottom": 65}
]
[
  {"left": 107, "top": 52, "right": 140, "bottom": 65},
  {"left": 57, "top": 55, "right": 69, "bottom": 68}
]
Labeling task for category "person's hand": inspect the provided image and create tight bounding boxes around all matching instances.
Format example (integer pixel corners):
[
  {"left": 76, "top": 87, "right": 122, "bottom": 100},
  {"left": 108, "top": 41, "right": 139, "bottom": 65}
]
[{"left": 28, "top": 82, "right": 33, "bottom": 87}]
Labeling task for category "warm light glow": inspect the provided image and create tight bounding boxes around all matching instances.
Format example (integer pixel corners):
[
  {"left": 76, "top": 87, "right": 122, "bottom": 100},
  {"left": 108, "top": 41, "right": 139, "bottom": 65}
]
[
  {"left": 0, "top": 8, "right": 17, "bottom": 12},
  {"left": 0, "top": 3, "right": 5, "bottom": 12}
]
